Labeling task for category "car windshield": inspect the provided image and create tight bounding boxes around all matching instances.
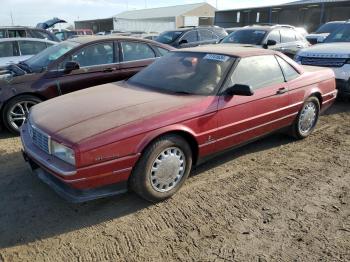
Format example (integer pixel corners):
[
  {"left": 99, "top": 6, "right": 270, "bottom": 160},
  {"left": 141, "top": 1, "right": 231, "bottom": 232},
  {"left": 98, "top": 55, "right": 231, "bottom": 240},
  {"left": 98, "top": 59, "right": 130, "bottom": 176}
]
[
  {"left": 324, "top": 24, "right": 350, "bottom": 43},
  {"left": 316, "top": 23, "right": 343, "bottom": 34},
  {"left": 221, "top": 29, "right": 267, "bottom": 45},
  {"left": 156, "top": 31, "right": 183, "bottom": 44},
  {"left": 128, "top": 52, "right": 234, "bottom": 95},
  {"left": 24, "top": 41, "right": 79, "bottom": 72}
]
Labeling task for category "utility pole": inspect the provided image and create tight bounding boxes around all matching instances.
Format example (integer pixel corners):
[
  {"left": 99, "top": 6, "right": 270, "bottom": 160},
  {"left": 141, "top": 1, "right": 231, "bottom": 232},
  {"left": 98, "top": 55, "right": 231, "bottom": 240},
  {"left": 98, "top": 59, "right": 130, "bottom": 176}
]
[
  {"left": 216, "top": 0, "right": 218, "bottom": 9},
  {"left": 145, "top": 0, "right": 147, "bottom": 8},
  {"left": 126, "top": 0, "right": 129, "bottom": 10},
  {"left": 10, "top": 11, "right": 14, "bottom": 26}
]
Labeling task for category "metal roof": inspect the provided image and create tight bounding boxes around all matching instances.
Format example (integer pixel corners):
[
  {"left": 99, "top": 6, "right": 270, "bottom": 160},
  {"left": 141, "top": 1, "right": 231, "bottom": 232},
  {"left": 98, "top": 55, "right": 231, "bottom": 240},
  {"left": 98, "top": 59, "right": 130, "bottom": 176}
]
[{"left": 114, "top": 2, "right": 213, "bottom": 20}]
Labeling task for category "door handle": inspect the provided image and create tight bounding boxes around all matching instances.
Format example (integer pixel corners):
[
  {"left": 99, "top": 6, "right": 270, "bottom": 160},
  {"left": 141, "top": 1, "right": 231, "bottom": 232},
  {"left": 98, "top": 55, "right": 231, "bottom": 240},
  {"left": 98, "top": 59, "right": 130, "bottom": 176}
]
[
  {"left": 103, "top": 68, "right": 114, "bottom": 72},
  {"left": 297, "top": 44, "right": 302, "bottom": 48},
  {"left": 276, "top": 87, "right": 288, "bottom": 95}
]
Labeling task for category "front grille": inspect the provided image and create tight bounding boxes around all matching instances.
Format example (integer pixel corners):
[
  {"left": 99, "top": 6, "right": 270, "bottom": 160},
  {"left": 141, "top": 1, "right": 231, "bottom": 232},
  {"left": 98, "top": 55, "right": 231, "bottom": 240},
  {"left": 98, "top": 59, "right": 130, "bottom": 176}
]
[
  {"left": 29, "top": 124, "right": 50, "bottom": 154},
  {"left": 301, "top": 57, "right": 347, "bottom": 68}
]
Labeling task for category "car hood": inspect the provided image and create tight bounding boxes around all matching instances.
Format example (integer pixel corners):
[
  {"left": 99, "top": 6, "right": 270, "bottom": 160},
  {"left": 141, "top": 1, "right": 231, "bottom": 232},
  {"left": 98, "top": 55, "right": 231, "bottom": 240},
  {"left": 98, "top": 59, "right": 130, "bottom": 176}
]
[
  {"left": 297, "top": 43, "right": 350, "bottom": 58},
  {"left": 30, "top": 82, "right": 213, "bottom": 145},
  {"left": 0, "top": 69, "right": 40, "bottom": 87}
]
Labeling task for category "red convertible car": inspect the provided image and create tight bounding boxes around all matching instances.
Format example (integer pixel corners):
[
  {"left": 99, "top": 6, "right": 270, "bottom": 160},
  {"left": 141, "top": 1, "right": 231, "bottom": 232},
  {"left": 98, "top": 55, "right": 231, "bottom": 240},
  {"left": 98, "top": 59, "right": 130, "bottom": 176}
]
[{"left": 21, "top": 45, "right": 337, "bottom": 203}]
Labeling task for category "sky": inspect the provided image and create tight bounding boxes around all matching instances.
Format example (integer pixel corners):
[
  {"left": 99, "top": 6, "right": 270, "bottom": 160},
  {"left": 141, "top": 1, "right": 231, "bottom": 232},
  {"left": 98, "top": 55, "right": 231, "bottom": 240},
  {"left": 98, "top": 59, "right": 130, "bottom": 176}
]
[{"left": 0, "top": 0, "right": 291, "bottom": 27}]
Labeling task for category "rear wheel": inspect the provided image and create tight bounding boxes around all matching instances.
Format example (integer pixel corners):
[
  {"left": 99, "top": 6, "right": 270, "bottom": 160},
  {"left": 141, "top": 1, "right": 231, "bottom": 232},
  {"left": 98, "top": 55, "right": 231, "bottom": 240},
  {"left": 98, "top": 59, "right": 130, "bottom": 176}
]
[
  {"left": 2, "top": 95, "right": 42, "bottom": 134},
  {"left": 291, "top": 96, "right": 320, "bottom": 139},
  {"left": 130, "top": 135, "right": 192, "bottom": 202}
]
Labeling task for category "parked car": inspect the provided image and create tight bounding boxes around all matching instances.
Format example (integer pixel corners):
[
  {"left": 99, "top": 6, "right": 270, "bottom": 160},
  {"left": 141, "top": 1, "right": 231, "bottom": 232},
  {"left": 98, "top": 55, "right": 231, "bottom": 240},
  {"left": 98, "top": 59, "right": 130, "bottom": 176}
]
[
  {"left": 306, "top": 21, "right": 346, "bottom": 45},
  {"left": 221, "top": 25, "right": 310, "bottom": 58},
  {"left": 0, "top": 26, "right": 60, "bottom": 42},
  {"left": 295, "top": 27, "right": 309, "bottom": 37},
  {"left": 0, "top": 36, "right": 174, "bottom": 133},
  {"left": 295, "top": 21, "right": 350, "bottom": 98},
  {"left": 54, "top": 31, "right": 79, "bottom": 41},
  {"left": 0, "top": 38, "right": 56, "bottom": 67},
  {"left": 225, "top": 27, "right": 242, "bottom": 34},
  {"left": 142, "top": 34, "right": 159, "bottom": 41},
  {"left": 156, "top": 26, "right": 227, "bottom": 48},
  {"left": 21, "top": 45, "right": 337, "bottom": 203}
]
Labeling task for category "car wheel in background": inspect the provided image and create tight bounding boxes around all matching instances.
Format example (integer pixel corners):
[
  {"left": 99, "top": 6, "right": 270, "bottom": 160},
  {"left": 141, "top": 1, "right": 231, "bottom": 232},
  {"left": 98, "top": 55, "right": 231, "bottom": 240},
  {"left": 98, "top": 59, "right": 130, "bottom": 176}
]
[
  {"left": 2, "top": 95, "right": 42, "bottom": 134},
  {"left": 291, "top": 96, "right": 320, "bottom": 139},
  {"left": 130, "top": 134, "right": 193, "bottom": 202}
]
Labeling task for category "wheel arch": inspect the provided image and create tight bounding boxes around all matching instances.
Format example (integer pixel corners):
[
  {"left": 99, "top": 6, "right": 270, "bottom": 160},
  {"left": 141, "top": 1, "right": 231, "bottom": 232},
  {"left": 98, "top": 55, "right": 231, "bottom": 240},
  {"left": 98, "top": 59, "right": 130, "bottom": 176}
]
[
  {"left": 0, "top": 92, "right": 46, "bottom": 126},
  {"left": 310, "top": 92, "right": 323, "bottom": 108},
  {"left": 136, "top": 126, "right": 200, "bottom": 165}
]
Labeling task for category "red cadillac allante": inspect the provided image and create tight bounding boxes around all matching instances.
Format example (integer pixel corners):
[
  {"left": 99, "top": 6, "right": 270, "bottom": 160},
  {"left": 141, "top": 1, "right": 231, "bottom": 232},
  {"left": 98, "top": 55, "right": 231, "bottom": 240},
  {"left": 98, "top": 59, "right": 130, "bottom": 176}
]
[{"left": 21, "top": 45, "right": 337, "bottom": 203}]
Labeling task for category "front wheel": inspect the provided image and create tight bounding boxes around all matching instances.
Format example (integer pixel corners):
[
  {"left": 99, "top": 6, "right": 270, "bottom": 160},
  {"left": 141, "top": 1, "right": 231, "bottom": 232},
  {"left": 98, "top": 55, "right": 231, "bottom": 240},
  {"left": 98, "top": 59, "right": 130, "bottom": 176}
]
[
  {"left": 130, "top": 135, "right": 193, "bottom": 202},
  {"left": 291, "top": 96, "right": 320, "bottom": 139},
  {"left": 2, "top": 95, "right": 42, "bottom": 134}
]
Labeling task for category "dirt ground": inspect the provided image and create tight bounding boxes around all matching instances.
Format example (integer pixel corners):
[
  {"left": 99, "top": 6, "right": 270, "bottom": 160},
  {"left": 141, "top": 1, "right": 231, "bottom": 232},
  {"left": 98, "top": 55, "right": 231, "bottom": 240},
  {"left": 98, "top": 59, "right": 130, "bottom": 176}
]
[{"left": 0, "top": 101, "right": 349, "bottom": 262}]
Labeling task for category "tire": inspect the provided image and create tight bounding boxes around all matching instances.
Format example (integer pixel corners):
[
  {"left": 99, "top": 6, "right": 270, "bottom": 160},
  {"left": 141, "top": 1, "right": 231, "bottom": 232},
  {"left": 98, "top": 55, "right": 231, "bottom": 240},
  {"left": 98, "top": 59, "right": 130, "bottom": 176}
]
[
  {"left": 2, "top": 95, "right": 42, "bottom": 134},
  {"left": 130, "top": 134, "right": 193, "bottom": 202},
  {"left": 291, "top": 96, "right": 320, "bottom": 139}
]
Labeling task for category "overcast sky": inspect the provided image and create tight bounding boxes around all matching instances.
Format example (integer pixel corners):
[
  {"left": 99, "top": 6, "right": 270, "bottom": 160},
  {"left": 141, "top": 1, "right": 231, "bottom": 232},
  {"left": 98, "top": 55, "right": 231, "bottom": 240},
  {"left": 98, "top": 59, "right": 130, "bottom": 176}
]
[{"left": 0, "top": 0, "right": 291, "bottom": 27}]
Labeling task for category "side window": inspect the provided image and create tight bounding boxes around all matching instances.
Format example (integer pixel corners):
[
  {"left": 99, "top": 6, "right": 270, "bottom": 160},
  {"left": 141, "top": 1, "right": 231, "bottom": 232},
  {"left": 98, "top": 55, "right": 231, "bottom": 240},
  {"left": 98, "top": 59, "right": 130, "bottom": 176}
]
[
  {"left": 281, "top": 29, "right": 296, "bottom": 43},
  {"left": 181, "top": 30, "right": 198, "bottom": 43},
  {"left": 227, "top": 55, "right": 285, "bottom": 90},
  {"left": 267, "top": 30, "right": 281, "bottom": 43},
  {"left": 121, "top": 42, "right": 155, "bottom": 62},
  {"left": 19, "top": 41, "right": 47, "bottom": 55},
  {"left": 199, "top": 29, "right": 214, "bottom": 41},
  {"left": 0, "top": 42, "right": 15, "bottom": 57},
  {"left": 276, "top": 56, "right": 300, "bottom": 82},
  {"left": 31, "top": 30, "right": 51, "bottom": 40},
  {"left": 0, "top": 30, "right": 7, "bottom": 38},
  {"left": 7, "top": 30, "right": 26, "bottom": 38},
  {"left": 153, "top": 46, "right": 169, "bottom": 56},
  {"left": 71, "top": 42, "right": 114, "bottom": 67}
]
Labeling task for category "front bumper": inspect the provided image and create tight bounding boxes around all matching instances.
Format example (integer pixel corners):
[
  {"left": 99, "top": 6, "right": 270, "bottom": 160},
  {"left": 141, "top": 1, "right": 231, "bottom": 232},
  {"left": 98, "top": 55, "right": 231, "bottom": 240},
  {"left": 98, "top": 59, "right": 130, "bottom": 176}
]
[
  {"left": 21, "top": 121, "right": 139, "bottom": 202},
  {"left": 23, "top": 151, "right": 127, "bottom": 203}
]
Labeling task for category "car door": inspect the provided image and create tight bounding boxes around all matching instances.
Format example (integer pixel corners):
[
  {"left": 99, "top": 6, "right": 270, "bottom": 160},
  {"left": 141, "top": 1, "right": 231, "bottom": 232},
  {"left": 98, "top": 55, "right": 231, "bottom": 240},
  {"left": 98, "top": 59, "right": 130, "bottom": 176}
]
[
  {"left": 214, "top": 55, "right": 291, "bottom": 152},
  {"left": 198, "top": 29, "right": 218, "bottom": 45},
  {"left": 47, "top": 41, "right": 119, "bottom": 95},
  {"left": 265, "top": 29, "right": 282, "bottom": 50},
  {"left": 118, "top": 41, "right": 157, "bottom": 79},
  {"left": 279, "top": 29, "right": 301, "bottom": 58},
  {"left": 177, "top": 30, "right": 200, "bottom": 48}
]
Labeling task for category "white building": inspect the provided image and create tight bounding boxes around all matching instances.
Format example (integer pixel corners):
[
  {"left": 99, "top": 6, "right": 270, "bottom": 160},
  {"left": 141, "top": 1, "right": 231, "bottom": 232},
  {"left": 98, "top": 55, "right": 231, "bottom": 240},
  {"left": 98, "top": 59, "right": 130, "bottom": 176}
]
[{"left": 113, "top": 2, "right": 216, "bottom": 33}]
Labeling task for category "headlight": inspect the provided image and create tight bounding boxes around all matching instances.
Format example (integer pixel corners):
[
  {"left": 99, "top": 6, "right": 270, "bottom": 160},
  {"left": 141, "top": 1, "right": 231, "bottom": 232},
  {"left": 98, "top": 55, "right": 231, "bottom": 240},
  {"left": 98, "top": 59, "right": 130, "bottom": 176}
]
[{"left": 51, "top": 140, "right": 76, "bottom": 165}]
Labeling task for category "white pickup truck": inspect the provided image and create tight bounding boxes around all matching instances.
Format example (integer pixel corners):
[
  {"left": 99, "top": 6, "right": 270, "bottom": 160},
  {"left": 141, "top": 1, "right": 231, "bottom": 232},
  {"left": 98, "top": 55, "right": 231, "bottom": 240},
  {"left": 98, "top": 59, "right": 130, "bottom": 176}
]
[{"left": 295, "top": 22, "right": 350, "bottom": 98}]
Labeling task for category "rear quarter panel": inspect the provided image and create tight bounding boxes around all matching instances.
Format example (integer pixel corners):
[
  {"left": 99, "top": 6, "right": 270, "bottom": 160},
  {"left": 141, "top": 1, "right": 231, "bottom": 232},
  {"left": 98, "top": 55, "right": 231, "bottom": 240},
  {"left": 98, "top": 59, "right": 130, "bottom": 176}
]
[{"left": 288, "top": 66, "right": 336, "bottom": 113}]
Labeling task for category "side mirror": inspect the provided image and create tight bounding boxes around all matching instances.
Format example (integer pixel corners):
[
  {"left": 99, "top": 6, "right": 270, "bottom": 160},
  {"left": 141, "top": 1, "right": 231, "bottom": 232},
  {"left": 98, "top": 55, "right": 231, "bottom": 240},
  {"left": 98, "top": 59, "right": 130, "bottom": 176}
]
[
  {"left": 263, "top": 39, "right": 277, "bottom": 49},
  {"left": 179, "top": 39, "right": 188, "bottom": 46},
  {"left": 225, "top": 84, "right": 254, "bottom": 96},
  {"left": 64, "top": 61, "right": 80, "bottom": 73}
]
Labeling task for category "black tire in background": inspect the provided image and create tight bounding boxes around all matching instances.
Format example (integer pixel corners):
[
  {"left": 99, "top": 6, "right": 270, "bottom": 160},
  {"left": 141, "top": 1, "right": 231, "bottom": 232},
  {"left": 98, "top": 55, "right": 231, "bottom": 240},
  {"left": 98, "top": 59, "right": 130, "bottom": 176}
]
[{"left": 130, "top": 134, "right": 193, "bottom": 202}]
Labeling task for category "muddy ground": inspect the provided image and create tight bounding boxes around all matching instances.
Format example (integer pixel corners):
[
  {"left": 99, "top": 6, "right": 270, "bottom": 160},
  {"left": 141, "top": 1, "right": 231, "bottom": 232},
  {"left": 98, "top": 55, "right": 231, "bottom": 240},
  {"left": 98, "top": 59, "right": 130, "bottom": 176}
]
[{"left": 0, "top": 102, "right": 349, "bottom": 262}]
